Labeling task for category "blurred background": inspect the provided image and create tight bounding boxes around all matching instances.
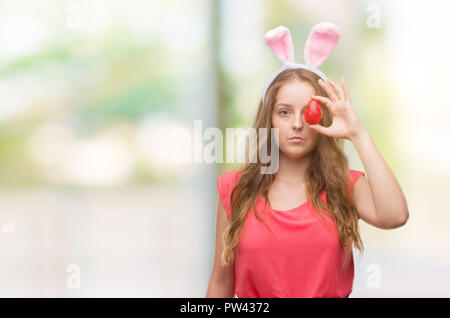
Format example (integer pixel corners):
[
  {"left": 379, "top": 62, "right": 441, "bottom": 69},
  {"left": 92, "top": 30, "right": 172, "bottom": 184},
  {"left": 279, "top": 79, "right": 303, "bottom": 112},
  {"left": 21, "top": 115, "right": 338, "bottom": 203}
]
[{"left": 0, "top": 0, "right": 449, "bottom": 297}]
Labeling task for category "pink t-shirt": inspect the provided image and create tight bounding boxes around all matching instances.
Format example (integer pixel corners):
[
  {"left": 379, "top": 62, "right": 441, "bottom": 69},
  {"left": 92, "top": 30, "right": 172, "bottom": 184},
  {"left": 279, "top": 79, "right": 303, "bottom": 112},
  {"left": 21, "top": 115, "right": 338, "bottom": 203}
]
[{"left": 217, "top": 169, "right": 365, "bottom": 298}]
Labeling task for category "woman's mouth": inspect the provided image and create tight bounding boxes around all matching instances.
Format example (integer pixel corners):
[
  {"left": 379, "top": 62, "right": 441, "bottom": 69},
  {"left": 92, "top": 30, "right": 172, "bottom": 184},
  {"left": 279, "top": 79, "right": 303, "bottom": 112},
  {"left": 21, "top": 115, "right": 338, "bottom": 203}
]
[{"left": 289, "top": 136, "right": 305, "bottom": 142}]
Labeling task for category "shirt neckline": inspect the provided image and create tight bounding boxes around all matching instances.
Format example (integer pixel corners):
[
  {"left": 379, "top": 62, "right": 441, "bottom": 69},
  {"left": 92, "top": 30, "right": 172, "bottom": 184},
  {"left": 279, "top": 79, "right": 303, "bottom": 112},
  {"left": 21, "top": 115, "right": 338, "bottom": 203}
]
[
  {"left": 261, "top": 197, "right": 311, "bottom": 213},
  {"left": 272, "top": 200, "right": 310, "bottom": 213},
  {"left": 261, "top": 189, "right": 327, "bottom": 213}
]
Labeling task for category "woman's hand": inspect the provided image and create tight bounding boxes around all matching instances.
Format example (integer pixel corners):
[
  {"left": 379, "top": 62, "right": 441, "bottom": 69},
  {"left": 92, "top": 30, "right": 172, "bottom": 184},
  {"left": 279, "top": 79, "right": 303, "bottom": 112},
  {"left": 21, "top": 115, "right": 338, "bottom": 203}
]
[{"left": 308, "top": 78, "right": 366, "bottom": 140}]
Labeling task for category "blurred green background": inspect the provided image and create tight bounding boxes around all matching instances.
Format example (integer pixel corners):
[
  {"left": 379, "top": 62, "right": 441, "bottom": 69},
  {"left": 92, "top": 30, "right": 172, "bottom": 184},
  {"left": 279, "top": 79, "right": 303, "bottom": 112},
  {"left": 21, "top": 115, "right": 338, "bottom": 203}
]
[{"left": 0, "top": 0, "right": 449, "bottom": 297}]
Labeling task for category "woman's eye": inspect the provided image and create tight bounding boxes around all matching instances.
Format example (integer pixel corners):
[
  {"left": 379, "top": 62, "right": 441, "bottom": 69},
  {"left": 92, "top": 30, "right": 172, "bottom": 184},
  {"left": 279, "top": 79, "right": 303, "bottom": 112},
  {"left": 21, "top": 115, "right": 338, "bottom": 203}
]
[{"left": 279, "top": 110, "right": 289, "bottom": 116}]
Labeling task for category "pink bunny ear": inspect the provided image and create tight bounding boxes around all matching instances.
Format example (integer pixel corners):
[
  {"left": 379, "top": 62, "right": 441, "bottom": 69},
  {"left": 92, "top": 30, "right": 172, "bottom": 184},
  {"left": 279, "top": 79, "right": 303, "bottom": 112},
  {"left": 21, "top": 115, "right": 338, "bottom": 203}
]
[
  {"left": 264, "top": 26, "right": 295, "bottom": 64},
  {"left": 304, "top": 22, "right": 340, "bottom": 68}
]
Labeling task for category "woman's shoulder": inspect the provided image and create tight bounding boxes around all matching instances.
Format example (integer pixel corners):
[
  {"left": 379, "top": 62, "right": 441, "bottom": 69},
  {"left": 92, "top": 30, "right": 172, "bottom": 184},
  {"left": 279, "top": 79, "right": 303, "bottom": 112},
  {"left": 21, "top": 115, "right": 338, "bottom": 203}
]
[
  {"left": 218, "top": 168, "right": 240, "bottom": 178},
  {"left": 348, "top": 169, "right": 365, "bottom": 179},
  {"left": 347, "top": 168, "right": 366, "bottom": 191},
  {"left": 217, "top": 169, "right": 242, "bottom": 219},
  {"left": 217, "top": 169, "right": 241, "bottom": 188}
]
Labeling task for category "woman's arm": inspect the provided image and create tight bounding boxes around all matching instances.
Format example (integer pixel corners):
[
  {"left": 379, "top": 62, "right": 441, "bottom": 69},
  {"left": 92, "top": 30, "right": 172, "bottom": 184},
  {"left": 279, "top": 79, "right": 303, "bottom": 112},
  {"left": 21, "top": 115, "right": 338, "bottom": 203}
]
[
  {"left": 351, "top": 129, "right": 409, "bottom": 229},
  {"left": 206, "top": 196, "right": 235, "bottom": 297},
  {"left": 309, "top": 78, "right": 409, "bottom": 230}
]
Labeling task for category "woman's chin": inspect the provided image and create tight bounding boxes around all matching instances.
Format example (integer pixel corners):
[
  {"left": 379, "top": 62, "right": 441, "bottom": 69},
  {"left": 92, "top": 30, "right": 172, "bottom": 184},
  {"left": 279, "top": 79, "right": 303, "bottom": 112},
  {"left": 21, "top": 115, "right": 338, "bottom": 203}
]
[{"left": 280, "top": 149, "right": 309, "bottom": 159}]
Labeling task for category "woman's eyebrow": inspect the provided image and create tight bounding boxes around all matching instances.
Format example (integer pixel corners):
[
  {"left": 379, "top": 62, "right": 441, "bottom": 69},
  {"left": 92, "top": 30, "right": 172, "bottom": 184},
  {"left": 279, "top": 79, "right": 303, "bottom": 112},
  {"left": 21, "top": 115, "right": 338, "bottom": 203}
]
[
  {"left": 275, "top": 103, "right": 307, "bottom": 109},
  {"left": 275, "top": 103, "right": 292, "bottom": 107}
]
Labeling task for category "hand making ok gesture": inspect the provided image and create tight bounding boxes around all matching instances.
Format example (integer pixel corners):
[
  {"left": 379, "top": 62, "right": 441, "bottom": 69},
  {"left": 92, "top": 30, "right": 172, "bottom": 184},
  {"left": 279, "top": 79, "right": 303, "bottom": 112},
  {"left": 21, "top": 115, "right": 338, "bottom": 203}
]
[{"left": 308, "top": 78, "right": 366, "bottom": 141}]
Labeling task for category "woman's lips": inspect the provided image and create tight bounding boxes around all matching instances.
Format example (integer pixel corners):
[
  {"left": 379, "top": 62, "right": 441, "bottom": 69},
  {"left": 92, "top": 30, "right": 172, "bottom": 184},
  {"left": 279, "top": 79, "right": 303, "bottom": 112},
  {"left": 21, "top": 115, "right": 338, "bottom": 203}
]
[{"left": 289, "top": 137, "right": 305, "bottom": 142}]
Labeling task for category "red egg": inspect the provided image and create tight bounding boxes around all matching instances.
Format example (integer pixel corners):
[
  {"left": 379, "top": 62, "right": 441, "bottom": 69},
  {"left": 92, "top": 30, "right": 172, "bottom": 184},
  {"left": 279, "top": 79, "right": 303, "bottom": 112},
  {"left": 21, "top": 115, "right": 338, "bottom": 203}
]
[{"left": 304, "top": 99, "right": 322, "bottom": 125}]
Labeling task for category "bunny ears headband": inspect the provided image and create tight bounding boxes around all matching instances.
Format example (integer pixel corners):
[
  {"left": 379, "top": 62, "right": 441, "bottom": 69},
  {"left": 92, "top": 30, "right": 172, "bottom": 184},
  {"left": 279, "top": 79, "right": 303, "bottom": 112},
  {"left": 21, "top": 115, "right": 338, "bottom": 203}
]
[{"left": 262, "top": 22, "right": 341, "bottom": 102}]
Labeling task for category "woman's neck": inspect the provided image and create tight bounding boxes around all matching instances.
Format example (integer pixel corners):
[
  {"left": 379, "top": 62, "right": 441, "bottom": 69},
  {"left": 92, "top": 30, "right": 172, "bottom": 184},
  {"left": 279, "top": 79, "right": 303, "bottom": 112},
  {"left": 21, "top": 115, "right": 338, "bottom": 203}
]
[{"left": 274, "top": 152, "right": 311, "bottom": 186}]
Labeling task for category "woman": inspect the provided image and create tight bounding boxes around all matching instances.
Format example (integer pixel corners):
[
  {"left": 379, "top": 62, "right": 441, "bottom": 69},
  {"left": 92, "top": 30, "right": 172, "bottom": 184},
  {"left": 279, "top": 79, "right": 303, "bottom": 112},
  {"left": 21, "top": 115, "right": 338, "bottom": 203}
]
[
  {"left": 206, "top": 68, "right": 409, "bottom": 298},
  {"left": 207, "top": 24, "right": 409, "bottom": 298}
]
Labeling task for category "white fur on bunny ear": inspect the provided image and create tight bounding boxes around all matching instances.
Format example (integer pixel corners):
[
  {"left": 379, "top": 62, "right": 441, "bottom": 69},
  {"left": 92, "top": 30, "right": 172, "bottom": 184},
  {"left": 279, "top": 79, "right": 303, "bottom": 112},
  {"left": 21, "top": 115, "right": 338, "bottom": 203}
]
[
  {"left": 264, "top": 26, "right": 295, "bottom": 64},
  {"left": 304, "top": 22, "right": 340, "bottom": 68}
]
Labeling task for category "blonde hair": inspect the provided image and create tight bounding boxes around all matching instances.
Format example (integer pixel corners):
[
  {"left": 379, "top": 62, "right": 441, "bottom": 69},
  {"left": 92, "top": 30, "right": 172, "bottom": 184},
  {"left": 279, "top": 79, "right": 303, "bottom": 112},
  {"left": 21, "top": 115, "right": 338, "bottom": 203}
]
[{"left": 221, "top": 68, "right": 364, "bottom": 265}]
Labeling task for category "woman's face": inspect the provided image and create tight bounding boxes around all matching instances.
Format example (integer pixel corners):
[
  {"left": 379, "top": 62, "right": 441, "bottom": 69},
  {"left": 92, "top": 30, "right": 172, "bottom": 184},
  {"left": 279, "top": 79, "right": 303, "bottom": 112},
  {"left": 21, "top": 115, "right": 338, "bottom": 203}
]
[{"left": 271, "top": 80, "right": 320, "bottom": 159}]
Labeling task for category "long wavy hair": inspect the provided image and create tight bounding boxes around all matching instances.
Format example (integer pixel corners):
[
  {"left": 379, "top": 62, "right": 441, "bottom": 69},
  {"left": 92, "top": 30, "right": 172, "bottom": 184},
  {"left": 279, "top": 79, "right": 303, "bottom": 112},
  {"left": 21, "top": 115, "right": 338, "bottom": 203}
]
[{"left": 221, "top": 68, "right": 364, "bottom": 266}]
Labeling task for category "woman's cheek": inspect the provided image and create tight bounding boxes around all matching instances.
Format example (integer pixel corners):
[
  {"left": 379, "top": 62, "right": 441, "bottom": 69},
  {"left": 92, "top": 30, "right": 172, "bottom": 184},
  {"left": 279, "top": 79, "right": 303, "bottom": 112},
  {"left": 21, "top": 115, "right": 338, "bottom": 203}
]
[{"left": 307, "top": 134, "right": 318, "bottom": 150}]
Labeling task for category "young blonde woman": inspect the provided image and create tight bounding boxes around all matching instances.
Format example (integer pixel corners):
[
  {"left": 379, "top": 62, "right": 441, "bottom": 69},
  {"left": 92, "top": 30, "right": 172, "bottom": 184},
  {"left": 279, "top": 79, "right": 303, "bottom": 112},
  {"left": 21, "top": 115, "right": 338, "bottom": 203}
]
[{"left": 206, "top": 23, "right": 409, "bottom": 298}]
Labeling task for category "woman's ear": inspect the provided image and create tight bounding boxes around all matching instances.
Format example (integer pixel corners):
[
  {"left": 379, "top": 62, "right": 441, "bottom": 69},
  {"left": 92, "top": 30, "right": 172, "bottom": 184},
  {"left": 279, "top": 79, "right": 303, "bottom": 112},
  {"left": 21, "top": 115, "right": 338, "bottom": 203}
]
[
  {"left": 264, "top": 26, "right": 295, "bottom": 64},
  {"left": 304, "top": 22, "right": 340, "bottom": 68}
]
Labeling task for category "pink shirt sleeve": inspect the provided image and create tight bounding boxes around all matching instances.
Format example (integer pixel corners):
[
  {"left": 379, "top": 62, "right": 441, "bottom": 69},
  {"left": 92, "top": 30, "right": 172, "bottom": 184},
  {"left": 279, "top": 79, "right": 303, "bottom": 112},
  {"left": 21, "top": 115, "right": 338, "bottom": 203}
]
[
  {"left": 349, "top": 169, "right": 365, "bottom": 194},
  {"left": 217, "top": 170, "right": 239, "bottom": 220},
  {"left": 348, "top": 169, "right": 365, "bottom": 219}
]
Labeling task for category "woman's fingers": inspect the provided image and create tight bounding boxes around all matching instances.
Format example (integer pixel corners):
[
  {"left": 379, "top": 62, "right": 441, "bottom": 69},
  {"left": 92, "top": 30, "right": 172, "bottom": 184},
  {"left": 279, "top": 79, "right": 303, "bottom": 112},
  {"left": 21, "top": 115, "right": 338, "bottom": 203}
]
[
  {"left": 326, "top": 78, "right": 344, "bottom": 101},
  {"left": 318, "top": 79, "right": 337, "bottom": 102},
  {"left": 341, "top": 78, "right": 351, "bottom": 102},
  {"left": 311, "top": 95, "right": 334, "bottom": 113}
]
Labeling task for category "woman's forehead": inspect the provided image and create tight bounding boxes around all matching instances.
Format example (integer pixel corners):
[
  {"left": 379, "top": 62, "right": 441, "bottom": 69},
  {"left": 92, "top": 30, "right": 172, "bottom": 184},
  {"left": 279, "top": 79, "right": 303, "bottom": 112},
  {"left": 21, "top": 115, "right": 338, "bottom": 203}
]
[{"left": 275, "top": 82, "right": 315, "bottom": 107}]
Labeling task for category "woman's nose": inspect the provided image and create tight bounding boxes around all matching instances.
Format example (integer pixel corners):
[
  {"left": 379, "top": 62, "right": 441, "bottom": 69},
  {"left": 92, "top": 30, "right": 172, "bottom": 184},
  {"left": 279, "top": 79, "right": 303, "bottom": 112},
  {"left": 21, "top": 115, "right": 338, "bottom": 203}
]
[{"left": 292, "top": 112, "right": 303, "bottom": 129}]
